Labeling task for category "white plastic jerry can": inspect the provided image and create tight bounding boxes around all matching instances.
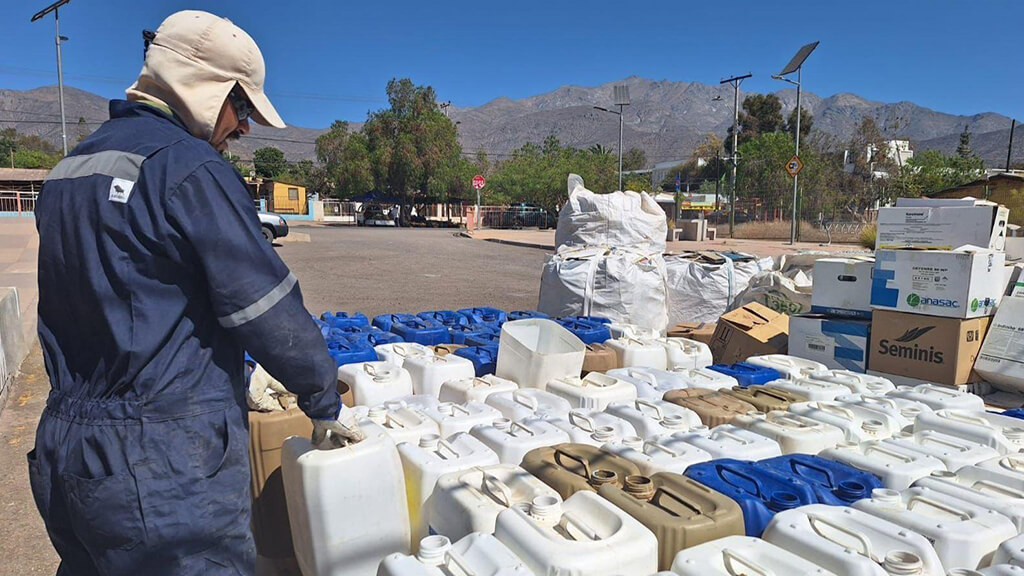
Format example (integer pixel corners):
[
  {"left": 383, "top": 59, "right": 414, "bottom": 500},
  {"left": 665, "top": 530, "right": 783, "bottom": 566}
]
[
  {"left": 762, "top": 504, "right": 945, "bottom": 576},
  {"left": 545, "top": 372, "right": 638, "bottom": 411},
  {"left": 914, "top": 410, "right": 1024, "bottom": 455},
  {"left": 834, "top": 394, "right": 932, "bottom": 430},
  {"left": 485, "top": 389, "right": 572, "bottom": 422},
  {"left": 376, "top": 342, "right": 436, "bottom": 367},
  {"left": 914, "top": 467, "right": 1024, "bottom": 531},
  {"left": 667, "top": 367, "right": 739, "bottom": 391},
  {"left": 604, "top": 399, "right": 702, "bottom": 439},
  {"left": 605, "top": 337, "right": 669, "bottom": 369},
  {"left": 662, "top": 424, "right": 784, "bottom": 460},
  {"left": 397, "top": 433, "right": 501, "bottom": 547},
  {"left": 649, "top": 337, "right": 713, "bottom": 370},
  {"left": 470, "top": 418, "right": 571, "bottom": 466},
  {"left": 338, "top": 361, "right": 414, "bottom": 407},
  {"left": 427, "top": 464, "right": 562, "bottom": 542},
  {"left": 402, "top": 354, "right": 477, "bottom": 398},
  {"left": 888, "top": 383, "right": 986, "bottom": 412},
  {"left": 994, "top": 533, "right": 1024, "bottom": 568},
  {"left": 378, "top": 532, "right": 535, "bottom": 576},
  {"left": 807, "top": 370, "right": 896, "bottom": 395},
  {"left": 439, "top": 375, "right": 519, "bottom": 404},
  {"left": 787, "top": 400, "right": 900, "bottom": 443},
  {"left": 606, "top": 323, "right": 660, "bottom": 340},
  {"left": 765, "top": 376, "right": 849, "bottom": 402},
  {"left": 670, "top": 535, "right": 839, "bottom": 576},
  {"left": 731, "top": 411, "right": 845, "bottom": 454},
  {"left": 545, "top": 409, "right": 638, "bottom": 448},
  {"left": 600, "top": 436, "right": 713, "bottom": 475},
  {"left": 852, "top": 487, "right": 1018, "bottom": 571},
  {"left": 745, "top": 354, "right": 829, "bottom": 380},
  {"left": 281, "top": 422, "right": 411, "bottom": 576},
  {"left": 493, "top": 491, "right": 659, "bottom": 576},
  {"left": 605, "top": 367, "right": 691, "bottom": 400},
  {"left": 820, "top": 440, "right": 946, "bottom": 490},
  {"left": 959, "top": 566, "right": 1024, "bottom": 576},
  {"left": 418, "top": 401, "right": 503, "bottom": 438},
  {"left": 881, "top": 430, "right": 1000, "bottom": 471},
  {"left": 359, "top": 404, "right": 440, "bottom": 446},
  {"left": 978, "top": 454, "right": 1024, "bottom": 481}
]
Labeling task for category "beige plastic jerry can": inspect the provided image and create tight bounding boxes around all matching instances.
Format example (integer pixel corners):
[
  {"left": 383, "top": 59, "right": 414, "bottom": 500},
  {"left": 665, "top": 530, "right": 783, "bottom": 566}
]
[
  {"left": 598, "top": 473, "right": 745, "bottom": 571},
  {"left": 663, "top": 389, "right": 756, "bottom": 428},
  {"left": 720, "top": 385, "right": 806, "bottom": 413},
  {"left": 520, "top": 443, "right": 640, "bottom": 500},
  {"left": 582, "top": 343, "right": 619, "bottom": 375}
]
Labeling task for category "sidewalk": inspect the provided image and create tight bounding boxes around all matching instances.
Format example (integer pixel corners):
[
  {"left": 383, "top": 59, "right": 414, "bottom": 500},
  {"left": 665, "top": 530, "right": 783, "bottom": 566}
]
[
  {"left": 465, "top": 228, "right": 866, "bottom": 258},
  {"left": 0, "top": 218, "right": 39, "bottom": 348}
]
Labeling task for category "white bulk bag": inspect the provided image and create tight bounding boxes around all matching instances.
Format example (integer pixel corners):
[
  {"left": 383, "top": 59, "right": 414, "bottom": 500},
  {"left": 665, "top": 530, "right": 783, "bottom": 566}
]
[
  {"left": 664, "top": 252, "right": 772, "bottom": 324},
  {"left": 555, "top": 174, "right": 667, "bottom": 253},
  {"left": 730, "top": 268, "right": 813, "bottom": 315},
  {"left": 539, "top": 245, "right": 669, "bottom": 333}
]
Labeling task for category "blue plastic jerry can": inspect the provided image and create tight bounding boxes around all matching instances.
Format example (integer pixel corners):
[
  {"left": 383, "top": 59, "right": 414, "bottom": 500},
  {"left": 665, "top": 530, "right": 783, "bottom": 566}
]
[
  {"left": 465, "top": 332, "right": 501, "bottom": 348},
  {"left": 555, "top": 318, "right": 612, "bottom": 345},
  {"left": 1001, "top": 408, "right": 1024, "bottom": 420},
  {"left": 372, "top": 313, "right": 419, "bottom": 332},
  {"left": 417, "top": 310, "right": 470, "bottom": 328},
  {"left": 320, "top": 311, "right": 370, "bottom": 329},
  {"left": 685, "top": 458, "right": 819, "bottom": 536},
  {"left": 448, "top": 323, "right": 497, "bottom": 345},
  {"left": 561, "top": 315, "right": 611, "bottom": 325},
  {"left": 343, "top": 328, "right": 403, "bottom": 347},
  {"left": 758, "top": 454, "right": 882, "bottom": 505},
  {"left": 458, "top": 307, "right": 507, "bottom": 328},
  {"left": 390, "top": 318, "right": 449, "bottom": 346},
  {"left": 508, "top": 310, "right": 550, "bottom": 321},
  {"left": 707, "top": 362, "right": 782, "bottom": 387},
  {"left": 326, "top": 338, "right": 379, "bottom": 367},
  {"left": 454, "top": 345, "right": 499, "bottom": 376}
]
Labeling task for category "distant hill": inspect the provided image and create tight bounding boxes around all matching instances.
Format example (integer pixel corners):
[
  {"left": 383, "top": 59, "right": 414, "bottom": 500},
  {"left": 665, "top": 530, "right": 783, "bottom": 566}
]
[{"left": 1, "top": 79, "right": 1019, "bottom": 167}]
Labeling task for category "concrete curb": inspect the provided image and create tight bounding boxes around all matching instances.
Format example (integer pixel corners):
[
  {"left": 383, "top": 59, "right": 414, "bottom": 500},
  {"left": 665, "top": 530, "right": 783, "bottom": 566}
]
[{"left": 457, "top": 231, "right": 554, "bottom": 252}]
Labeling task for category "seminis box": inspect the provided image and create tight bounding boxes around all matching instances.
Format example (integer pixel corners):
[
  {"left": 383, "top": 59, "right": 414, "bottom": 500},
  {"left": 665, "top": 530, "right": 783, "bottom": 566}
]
[{"left": 869, "top": 309, "right": 991, "bottom": 386}]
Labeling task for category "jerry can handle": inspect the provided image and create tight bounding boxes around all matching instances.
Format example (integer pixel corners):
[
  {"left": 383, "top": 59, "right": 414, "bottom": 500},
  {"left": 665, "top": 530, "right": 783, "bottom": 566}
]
[
  {"left": 715, "top": 463, "right": 763, "bottom": 499},
  {"left": 770, "top": 413, "right": 812, "bottom": 429},
  {"left": 471, "top": 377, "right": 492, "bottom": 388},
  {"left": 861, "top": 396, "right": 898, "bottom": 409},
  {"left": 817, "top": 402, "right": 856, "bottom": 421},
  {"left": 1001, "top": 456, "right": 1024, "bottom": 471},
  {"left": 508, "top": 421, "right": 536, "bottom": 437},
  {"left": 906, "top": 492, "right": 970, "bottom": 520},
  {"left": 634, "top": 399, "right": 664, "bottom": 420},
  {"left": 385, "top": 410, "right": 411, "bottom": 430},
  {"left": 917, "top": 431, "right": 969, "bottom": 453},
  {"left": 444, "top": 403, "right": 471, "bottom": 417},
  {"left": 479, "top": 471, "right": 515, "bottom": 508},
  {"left": 750, "top": 387, "right": 791, "bottom": 403},
  {"left": 553, "top": 447, "right": 592, "bottom": 480},
  {"left": 558, "top": 510, "right": 600, "bottom": 542},
  {"left": 712, "top": 428, "right": 752, "bottom": 445},
  {"left": 863, "top": 444, "right": 914, "bottom": 463},
  {"left": 970, "top": 479, "right": 1024, "bottom": 499},
  {"left": 652, "top": 484, "right": 704, "bottom": 516},
  {"left": 941, "top": 410, "right": 994, "bottom": 429},
  {"left": 583, "top": 373, "right": 613, "bottom": 388},
  {"left": 392, "top": 343, "right": 411, "bottom": 356},
  {"left": 789, "top": 458, "right": 836, "bottom": 488},
  {"left": 643, "top": 440, "right": 680, "bottom": 458},
  {"left": 567, "top": 410, "right": 596, "bottom": 433},
  {"left": 511, "top": 391, "right": 539, "bottom": 411},
  {"left": 627, "top": 369, "right": 659, "bottom": 386},
  {"left": 433, "top": 437, "right": 459, "bottom": 459},
  {"left": 805, "top": 512, "right": 875, "bottom": 560},
  {"left": 363, "top": 363, "right": 378, "bottom": 377},
  {"left": 444, "top": 548, "right": 478, "bottom": 576},
  {"left": 722, "top": 548, "right": 776, "bottom": 576},
  {"left": 922, "top": 384, "right": 958, "bottom": 398}
]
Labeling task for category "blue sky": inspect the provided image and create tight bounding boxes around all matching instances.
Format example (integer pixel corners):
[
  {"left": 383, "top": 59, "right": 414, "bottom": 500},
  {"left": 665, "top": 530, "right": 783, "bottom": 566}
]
[{"left": 1, "top": 0, "right": 1020, "bottom": 129}]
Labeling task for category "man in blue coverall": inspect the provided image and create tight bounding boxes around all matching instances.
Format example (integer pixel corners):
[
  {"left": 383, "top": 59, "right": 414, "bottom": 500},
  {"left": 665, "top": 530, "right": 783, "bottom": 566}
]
[{"left": 29, "top": 10, "right": 363, "bottom": 575}]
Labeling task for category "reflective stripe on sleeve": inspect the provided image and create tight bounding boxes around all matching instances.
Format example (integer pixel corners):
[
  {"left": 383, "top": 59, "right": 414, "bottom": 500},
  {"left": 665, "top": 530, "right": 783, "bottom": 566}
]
[
  {"left": 45, "top": 150, "right": 146, "bottom": 182},
  {"left": 217, "top": 272, "right": 297, "bottom": 329}
]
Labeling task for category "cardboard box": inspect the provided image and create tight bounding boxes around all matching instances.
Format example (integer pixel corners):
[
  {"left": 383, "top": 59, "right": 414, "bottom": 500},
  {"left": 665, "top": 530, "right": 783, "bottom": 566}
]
[
  {"left": 876, "top": 197, "right": 1008, "bottom": 250},
  {"left": 870, "top": 249, "right": 1005, "bottom": 319},
  {"left": 667, "top": 322, "right": 717, "bottom": 345},
  {"left": 975, "top": 296, "right": 1024, "bottom": 393},
  {"left": 810, "top": 256, "right": 874, "bottom": 319},
  {"left": 790, "top": 314, "right": 871, "bottom": 372},
  {"left": 710, "top": 302, "right": 789, "bottom": 364},
  {"left": 868, "top": 309, "right": 991, "bottom": 386}
]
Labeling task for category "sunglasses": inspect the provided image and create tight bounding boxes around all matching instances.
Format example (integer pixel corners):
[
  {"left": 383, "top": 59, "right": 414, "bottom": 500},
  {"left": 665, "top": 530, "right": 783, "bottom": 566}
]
[{"left": 227, "top": 85, "right": 254, "bottom": 123}]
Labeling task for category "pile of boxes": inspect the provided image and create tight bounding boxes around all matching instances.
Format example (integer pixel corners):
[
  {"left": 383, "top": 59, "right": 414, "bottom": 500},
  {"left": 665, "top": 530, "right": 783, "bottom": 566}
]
[{"left": 793, "top": 197, "right": 1010, "bottom": 388}]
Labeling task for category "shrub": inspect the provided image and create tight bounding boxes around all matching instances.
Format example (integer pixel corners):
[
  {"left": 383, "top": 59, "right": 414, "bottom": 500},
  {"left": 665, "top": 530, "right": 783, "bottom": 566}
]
[{"left": 859, "top": 224, "right": 877, "bottom": 249}]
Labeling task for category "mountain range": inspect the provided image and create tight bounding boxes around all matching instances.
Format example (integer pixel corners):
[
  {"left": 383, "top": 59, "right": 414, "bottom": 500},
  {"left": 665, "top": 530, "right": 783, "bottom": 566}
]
[{"left": 1, "top": 78, "right": 1019, "bottom": 168}]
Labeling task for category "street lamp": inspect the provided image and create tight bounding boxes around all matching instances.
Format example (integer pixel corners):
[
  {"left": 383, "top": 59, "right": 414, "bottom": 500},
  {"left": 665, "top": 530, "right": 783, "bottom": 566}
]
[
  {"left": 772, "top": 40, "right": 819, "bottom": 244},
  {"left": 31, "top": 0, "right": 73, "bottom": 157},
  {"left": 720, "top": 73, "right": 751, "bottom": 238},
  {"left": 593, "top": 84, "right": 630, "bottom": 191}
]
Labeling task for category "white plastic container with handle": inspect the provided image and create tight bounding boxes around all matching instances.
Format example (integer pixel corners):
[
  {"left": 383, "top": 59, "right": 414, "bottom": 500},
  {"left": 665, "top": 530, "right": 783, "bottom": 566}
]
[
  {"left": 888, "top": 383, "right": 986, "bottom": 412},
  {"left": 485, "top": 389, "right": 572, "bottom": 422},
  {"left": 762, "top": 504, "right": 945, "bottom": 576},
  {"left": 470, "top": 418, "right": 571, "bottom": 466},
  {"left": 787, "top": 401, "right": 900, "bottom": 443},
  {"left": 419, "top": 401, "right": 503, "bottom": 438},
  {"left": 357, "top": 404, "right": 439, "bottom": 446},
  {"left": 545, "top": 409, "right": 638, "bottom": 448},
  {"left": 661, "top": 424, "right": 783, "bottom": 460},
  {"left": 604, "top": 399, "right": 702, "bottom": 439},
  {"left": 281, "top": 422, "right": 410, "bottom": 576},
  {"left": 377, "top": 532, "right": 535, "bottom": 576},
  {"left": 765, "top": 377, "right": 849, "bottom": 401},
  {"left": 649, "top": 337, "right": 713, "bottom": 369},
  {"left": 820, "top": 440, "right": 946, "bottom": 490},
  {"left": 338, "top": 361, "right": 414, "bottom": 407},
  {"left": 606, "top": 367, "right": 690, "bottom": 400},
  {"left": 600, "top": 436, "right": 712, "bottom": 475},
  {"left": 731, "top": 411, "right": 845, "bottom": 454},
  {"left": 495, "top": 319, "right": 585, "bottom": 389},
  {"left": 834, "top": 394, "right": 931, "bottom": 429},
  {"left": 402, "top": 354, "right": 477, "bottom": 398},
  {"left": 439, "top": 375, "right": 519, "bottom": 404},
  {"left": 494, "top": 491, "right": 659, "bottom": 576},
  {"left": 880, "top": 431, "right": 1000, "bottom": 471},
  {"left": 993, "top": 533, "right": 1024, "bottom": 568},
  {"left": 914, "top": 467, "right": 1024, "bottom": 531},
  {"left": 806, "top": 370, "right": 896, "bottom": 395},
  {"left": 605, "top": 337, "right": 669, "bottom": 369},
  {"left": 376, "top": 342, "right": 436, "bottom": 367},
  {"left": 426, "top": 464, "right": 562, "bottom": 542},
  {"left": 670, "top": 535, "right": 839, "bottom": 576},
  {"left": 668, "top": 367, "right": 739, "bottom": 391},
  {"left": 745, "top": 354, "right": 829, "bottom": 379},
  {"left": 914, "top": 410, "right": 1024, "bottom": 454},
  {"left": 545, "top": 372, "right": 638, "bottom": 410}
]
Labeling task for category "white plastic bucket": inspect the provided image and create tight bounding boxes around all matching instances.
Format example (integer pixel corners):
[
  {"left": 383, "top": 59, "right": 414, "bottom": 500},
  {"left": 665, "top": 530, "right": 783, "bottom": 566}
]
[
  {"left": 495, "top": 319, "right": 586, "bottom": 389},
  {"left": 378, "top": 532, "right": 534, "bottom": 576},
  {"left": 426, "top": 464, "right": 562, "bottom": 542},
  {"left": 494, "top": 490, "right": 659, "bottom": 576},
  {"left": 545, "top": 372, "right": 638, "bottom": 410},
  {"left": 545, "top": 409, "right": 638, "bottom": 448},
  {"left": 470, "top": 418, "right": 571, "bottom": 466},
  {"left": 600, "top": 436, "right": 713, "bottom": 475},
  {"left": 604, "top": 399, "right": 702, "bottom": 439},
  {"left": 914, "top": 410, "right": 1024, "bottom": 454},
  {"left": 606, "top": 337, "right": 669, "bottom": 369},
  {"left": 745, "top": 354, "right": 829, "bottom": 380},
  {"left": 282, "top": 422, "right": 411, "bottom": 576},
  {"left": 439, "top": 375, "right": 519, "bottom": 404},
  {"left": 485, "top": 389, "right": 572, "bottom": 422},
  {"left": 376, "top": 342, "right": 436, "bottom": 367},
  {"left": 661, "top": 424, "right": 783, "bottom": 460},
  {"left": 650, "top": 337, "right": 713, "bottom": 369},
  {"left": 731, "top": 411, "right": 845, "bottom": 454},
  {"left": 670, "top": 535, "right": 840, "bottom": 576},
  {"left": 820, "top": 440, "right": 945, "bottom": 490},
  {"left": 338, "top": 361, "right": 414, "bottom": 407},
  {"left": 606, "top": 367, "right": 691, "bottom": 400},
  {"left": 402, "top": 354, "right": 477, "bottom": 398}
]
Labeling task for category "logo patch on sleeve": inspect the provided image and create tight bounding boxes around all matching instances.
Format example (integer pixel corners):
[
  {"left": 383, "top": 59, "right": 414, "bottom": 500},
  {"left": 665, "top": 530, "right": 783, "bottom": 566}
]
[{"left": 108, "top": 177, "right": 135, "bottom": 203}]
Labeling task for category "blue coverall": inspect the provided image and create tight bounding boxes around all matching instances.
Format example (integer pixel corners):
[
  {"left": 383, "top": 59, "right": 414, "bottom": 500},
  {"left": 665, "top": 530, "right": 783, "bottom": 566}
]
[{"left": 29, "top": 100, "right": 339, "bottom": 575}]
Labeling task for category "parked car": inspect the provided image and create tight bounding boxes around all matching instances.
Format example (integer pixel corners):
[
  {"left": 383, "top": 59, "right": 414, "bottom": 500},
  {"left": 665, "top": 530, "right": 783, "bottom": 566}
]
[{"left": 258, "top": 212, "right": 289, "bottom": 242}]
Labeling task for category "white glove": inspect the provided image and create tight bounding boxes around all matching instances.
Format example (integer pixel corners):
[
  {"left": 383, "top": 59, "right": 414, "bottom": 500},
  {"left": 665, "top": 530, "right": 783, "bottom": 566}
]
[{"left": 311, "top": 405, "right": 366, "bottom": 449}]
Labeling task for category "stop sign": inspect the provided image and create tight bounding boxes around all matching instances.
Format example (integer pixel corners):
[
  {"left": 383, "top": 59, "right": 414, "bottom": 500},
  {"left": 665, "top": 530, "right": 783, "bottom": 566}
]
[{"left": 472, "top": 175, "right": 486, "bottom": 190}]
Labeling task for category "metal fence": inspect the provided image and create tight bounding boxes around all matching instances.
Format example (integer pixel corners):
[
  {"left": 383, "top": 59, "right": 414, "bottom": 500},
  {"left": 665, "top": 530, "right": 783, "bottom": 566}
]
[
  {"left": 472, "top": 205, "right": 556, "bottom": 230},
  {"left": 0, "top": 191, "right": 38, "bottom": 214}
]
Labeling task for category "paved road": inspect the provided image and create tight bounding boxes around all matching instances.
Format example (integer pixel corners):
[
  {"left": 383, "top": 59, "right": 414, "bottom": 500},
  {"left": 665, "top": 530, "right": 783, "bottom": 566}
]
[{"left": 0, "top": 225, "right": 548, "bottom": 576}]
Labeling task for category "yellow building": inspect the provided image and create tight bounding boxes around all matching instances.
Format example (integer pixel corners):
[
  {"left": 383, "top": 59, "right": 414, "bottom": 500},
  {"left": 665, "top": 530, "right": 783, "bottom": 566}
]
[
  {"left": 248, "top": 178, "right": 307, "bottom": 214},
  {"left": 929, "top": 172, "right": 1024, "bottom": 226}
]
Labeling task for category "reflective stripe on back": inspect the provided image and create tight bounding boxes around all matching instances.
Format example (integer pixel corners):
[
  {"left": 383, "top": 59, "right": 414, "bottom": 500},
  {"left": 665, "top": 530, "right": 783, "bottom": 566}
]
[{"left": 45, "top": 150, "right": 146, "bottom": 182}]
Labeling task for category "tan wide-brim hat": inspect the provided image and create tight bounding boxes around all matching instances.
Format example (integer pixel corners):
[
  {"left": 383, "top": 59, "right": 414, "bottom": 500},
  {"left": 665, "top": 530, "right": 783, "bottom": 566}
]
[{"left": 127, "top": 10, "right": 285, "bottom": 140}]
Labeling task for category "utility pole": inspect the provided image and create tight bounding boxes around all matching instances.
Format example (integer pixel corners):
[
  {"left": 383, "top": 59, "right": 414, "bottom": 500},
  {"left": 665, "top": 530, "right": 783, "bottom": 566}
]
[
  {"left": 32, "top": 0, "right": 72, "bottom": 157},
  {"left": 1008, "top": 119, "right": 1016, "bottom": 172},
  {"left": 773, "top": 41, "right": 819, "bottom": 245},
  {"left": 594, "top": 85, "right": 631, "bottom": 191},
  {"left": 720, "top": 73, "right": 751, "bottom": 239},
  {"left": 714, "top": 150, "right": 722, "bottom": 212}
]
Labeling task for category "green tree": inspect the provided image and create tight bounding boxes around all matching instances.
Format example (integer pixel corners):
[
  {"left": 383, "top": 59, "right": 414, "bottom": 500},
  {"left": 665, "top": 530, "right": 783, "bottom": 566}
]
[
  {"left": 891, "top": 149, "right": 984, "bottom": 198},
  {"left": 253, "top": 146, "right": 288, "bottom": 178},
  {"left": 222, "top": 151, "right": 244, "bottom": 174},
  {"left": 315, "top": 121, "right": 374, "bottom": 198},
  {"left": 956, "top": 125, "right": 974, "bottom": 158},
  {"left": 622, "top": 172, "right": 652, "bottom": 192},
  {"left": 487, "top": 137, "right": 616, "bottom": 211},
  {"left": 785, "top": 107, "right": 813, "bottom": 141},
  {"left": 622, "top": 147, "right": 647, "bottom": 171}
]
